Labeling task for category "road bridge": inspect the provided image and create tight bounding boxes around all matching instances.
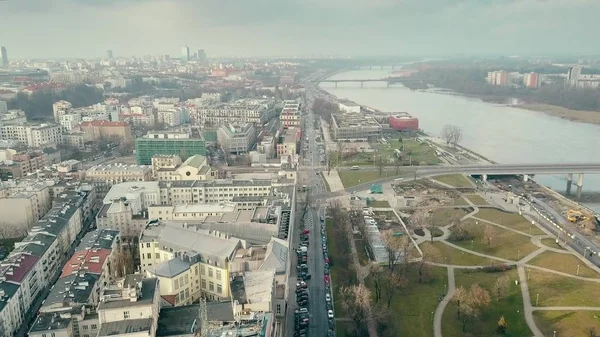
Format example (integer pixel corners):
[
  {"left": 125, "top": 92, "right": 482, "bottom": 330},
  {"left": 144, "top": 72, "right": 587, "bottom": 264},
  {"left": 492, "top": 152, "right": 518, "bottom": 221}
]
[
  {"left": 314, "top": 77, "right": 419, "bottom": 88},
  {"left": 315, "top": 163, "right": 600, "bottom": 200}
]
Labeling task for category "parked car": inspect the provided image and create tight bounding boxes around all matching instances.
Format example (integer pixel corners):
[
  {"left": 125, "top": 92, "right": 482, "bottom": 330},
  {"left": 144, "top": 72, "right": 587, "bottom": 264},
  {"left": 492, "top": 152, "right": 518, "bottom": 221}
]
[{"left": 327, "top": 310, "right": 334, "bottom": 319}]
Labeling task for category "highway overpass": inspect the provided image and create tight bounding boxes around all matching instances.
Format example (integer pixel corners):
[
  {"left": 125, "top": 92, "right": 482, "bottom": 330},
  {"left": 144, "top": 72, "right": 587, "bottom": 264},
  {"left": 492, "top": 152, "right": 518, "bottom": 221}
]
[{"left": 314, "top": 163, "right": 600, "bottom": 200}]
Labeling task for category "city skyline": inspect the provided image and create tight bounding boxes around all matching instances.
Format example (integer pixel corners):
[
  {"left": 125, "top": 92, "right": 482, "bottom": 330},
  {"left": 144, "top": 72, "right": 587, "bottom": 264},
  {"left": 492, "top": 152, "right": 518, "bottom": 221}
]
[{"left": 2, "top": 0, "right": 600, "bottom": 59}]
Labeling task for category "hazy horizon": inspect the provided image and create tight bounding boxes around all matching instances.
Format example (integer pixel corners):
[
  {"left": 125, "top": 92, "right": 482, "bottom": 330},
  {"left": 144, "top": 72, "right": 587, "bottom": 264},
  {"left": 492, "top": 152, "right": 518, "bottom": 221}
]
[{"left": 2, "top": 0, "right": 600, "bottom": 59}]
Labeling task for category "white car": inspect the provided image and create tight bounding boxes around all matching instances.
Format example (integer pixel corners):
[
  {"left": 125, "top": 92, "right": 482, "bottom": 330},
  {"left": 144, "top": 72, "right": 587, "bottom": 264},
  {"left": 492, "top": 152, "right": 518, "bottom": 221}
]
[
  {"left": 299, "top": 308, "right": 308, "bottom": 314},
  {"left": 325, "top": 293, "right": 331, "bottom": 302},
  {"left": 327, "top": 310, "right": 334, "bottom": 319}
]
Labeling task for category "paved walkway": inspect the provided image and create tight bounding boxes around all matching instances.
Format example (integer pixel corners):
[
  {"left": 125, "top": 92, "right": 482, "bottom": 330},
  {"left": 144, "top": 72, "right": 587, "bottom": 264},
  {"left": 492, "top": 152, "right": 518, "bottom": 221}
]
[
  {"left": 322, "top": 169, "right": 345, "bottom": 192},
  {"left": 427, "top": 190, "right": 600, "bottom": 337}
]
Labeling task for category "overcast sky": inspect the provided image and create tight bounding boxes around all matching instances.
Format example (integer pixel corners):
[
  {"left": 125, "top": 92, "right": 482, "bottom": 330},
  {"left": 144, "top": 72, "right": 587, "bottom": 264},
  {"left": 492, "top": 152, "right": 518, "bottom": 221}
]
[{"left": 1, "top": 0, "right": 599, "bottom": 59}]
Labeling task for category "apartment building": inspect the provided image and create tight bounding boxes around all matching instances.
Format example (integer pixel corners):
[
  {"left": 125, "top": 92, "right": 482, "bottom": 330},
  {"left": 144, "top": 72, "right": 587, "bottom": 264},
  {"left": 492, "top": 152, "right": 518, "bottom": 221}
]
[
  {"left": 0, "top": 181, "right": 52, "bottom": 236},
  {"left": 119, "top": 112, "right": 155, "bottom": 127},
  {"left": 0, "top": 108, "right": 27, "bottom": 126},
  {"left": 338, "top": 100, "right": 361, "bottom": 113},
  {"left": 96, "top": 198, "right": 148, "bottom": 238},
  {"left": 157, "top": 109, "right": 183, "bottom": 127},
  {"left": 157, "top": 179, "right": 273, "bottom": 205},
  {"left": 486, "top": 70, "right": 513, "bottom": 86},
  {"left": 0, "top": 149, "right": 49, "bottom": 179},
  {"left": 96, "top": 275, "right": 160, "bottom": 337},
  {"left": 80, "top": 120, "right": 133, "bottom": 142},
  {"left": 135, "top": 132, "right": 206, "bottom": 165},
  {"left": 280, "top": 100, "right": 301, "bottom": 128},
  {"left": 196, "top": 99, "right": 276, "bottom": 125},
  {"left": 330, "top": 113, "right": 382, "bottom": 141},
  {"left": 60, "top": 112, "right": 83, "bottom": 132},
  {"left": 276, "top": 128, "right": 300, "bottom": 160},
  {"left": 84, "top": 163, "right": 152, "bottom": 197},
  {"left": 0, "top": 191, "right": 88, "bottom": 336},
  {"left": 0, "top": 100, "right": 6, "bottom": 113},
  {"left": 153, "top": 154, "right": 217, "bottom": 181},
  {"left": 63, "top": 131, "right": 86, "bottom": 149},
  {"left": 139, "top": 220, "right": 244, "bottom": 302},
  {"left": 217, "top": 123, "right": 257, "bottom": 154},
  {"left": 53, "top": 100, "right": 73, "bottom": 123},
  {"left": 0, "top": 123, "right": 64, "bottom": 147}
]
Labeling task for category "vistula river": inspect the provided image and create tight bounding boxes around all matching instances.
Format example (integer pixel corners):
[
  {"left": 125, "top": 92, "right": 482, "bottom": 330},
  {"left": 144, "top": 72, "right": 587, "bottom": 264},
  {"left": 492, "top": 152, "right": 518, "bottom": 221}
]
[{"left": 321, "top": 69, "right": 600, "bottom": 212}]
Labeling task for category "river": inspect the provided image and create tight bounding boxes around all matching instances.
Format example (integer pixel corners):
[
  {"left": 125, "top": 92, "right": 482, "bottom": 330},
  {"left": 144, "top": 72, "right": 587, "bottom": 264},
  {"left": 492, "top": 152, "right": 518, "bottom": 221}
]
[{"left": 320, "top": 69, "right": 600, "bottom": 212}]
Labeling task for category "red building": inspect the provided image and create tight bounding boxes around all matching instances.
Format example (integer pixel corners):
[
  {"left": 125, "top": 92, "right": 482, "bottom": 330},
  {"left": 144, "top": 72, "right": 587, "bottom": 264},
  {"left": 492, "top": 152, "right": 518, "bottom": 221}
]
[{"left": 388, "top": 114, "right": 419, "bottom": 131}]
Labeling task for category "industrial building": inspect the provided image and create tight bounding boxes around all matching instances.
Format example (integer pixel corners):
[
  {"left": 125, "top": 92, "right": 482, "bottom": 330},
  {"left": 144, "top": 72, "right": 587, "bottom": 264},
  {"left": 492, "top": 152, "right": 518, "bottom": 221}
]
[{"left": 135, "top": 131, "right": 206, "bottom": 165}]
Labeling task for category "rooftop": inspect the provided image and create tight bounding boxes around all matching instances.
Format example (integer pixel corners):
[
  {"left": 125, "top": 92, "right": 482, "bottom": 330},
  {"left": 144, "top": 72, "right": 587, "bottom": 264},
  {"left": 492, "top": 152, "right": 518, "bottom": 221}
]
[
  {"left": 98, "top": 318, "right": 153, "bottom": 336},
  {"left": 80, "top": 120, "right": 129, "bottom": 127},
  {"left": 148, "top": 257, "right": 192, "bottom": 278},
  {"left": 60, "top": 248, "right": 111, "bottom": 278},
  {"left": 140, "top": 221, "right": 241, "bottom": 265},
  {"left": 333, "top": 112, "right": 381, "bottom": 128},
  {"left": 181, "top": 154, "right": 207, "bottom": 169},
  {"left": 259, "top": 237, "right": 288, "bottom": 274},
  {"left": 103, "top": 181, "right": 159, "bottom": 204},
  {"left": 158, "top": 179, "right": 272, "bottom": 189},
  {"left": 29, "top": 312, "right": 72, "bottom": 333},
  {"left": 230, "top": 270, "right": 275, "bottom": 305},
  {"left": 86, "top": 163, "right": 149, "bottom": 173},
  {"left": 75, "top": 229, "right": 119, "bottom": 251},
  {"left": 0, "top": 281, "right": 20, "bottom": 312},
  {"left": 98, "top": 277, "right": 159, "bottom": 310},
  {"left": 42, "top": 273, "right": 100, "bottom": 310},
  {"left": 0, "top": 253, "right": 40, "bottom": 283}
]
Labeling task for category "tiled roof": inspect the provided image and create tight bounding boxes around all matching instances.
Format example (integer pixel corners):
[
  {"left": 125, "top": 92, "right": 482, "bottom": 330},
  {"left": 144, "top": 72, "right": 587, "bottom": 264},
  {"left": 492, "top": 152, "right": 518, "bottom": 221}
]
[
  {"left": 0, "top": 253, "right": 40, "bottom": 283},
  {"left": 60, "top": 248, "right": 111, "bottom": 278}
]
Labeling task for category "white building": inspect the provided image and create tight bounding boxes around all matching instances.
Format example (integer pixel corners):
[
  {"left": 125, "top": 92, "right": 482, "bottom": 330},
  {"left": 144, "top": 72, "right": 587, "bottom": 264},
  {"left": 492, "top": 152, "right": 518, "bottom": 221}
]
[
  {"left": 60, "top": 112, "right": 82, "bottom": 131},
  {"left": 338, "top": 100, "right": 360, "bottom": 113},
  {"left": 0, "top": 100, "right": 7, "bottom": 113},
  {"left": 217, "top": 123, "right": 257, "bottom": 154},
  {"left": 0, "top": 123, "right": 63, "bottom": 147},
  {"left": 53, "top": 100, "right": 72, "bottom": 123},
  {"left": 157, "top": 109, "right": 183, "bottom": 127}
]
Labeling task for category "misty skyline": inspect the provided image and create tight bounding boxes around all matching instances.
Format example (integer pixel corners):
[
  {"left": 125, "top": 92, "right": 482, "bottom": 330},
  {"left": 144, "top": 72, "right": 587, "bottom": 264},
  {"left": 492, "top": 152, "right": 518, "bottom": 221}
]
[{"left": 1, "top": 0, "right": 600, "bottom": 59}]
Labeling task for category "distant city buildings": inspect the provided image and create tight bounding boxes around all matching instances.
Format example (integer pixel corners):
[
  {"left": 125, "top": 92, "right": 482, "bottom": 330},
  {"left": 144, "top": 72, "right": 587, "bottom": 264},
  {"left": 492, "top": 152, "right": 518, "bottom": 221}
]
[
  {"left": 79, "top": 120, "right": 133, "bottom": 143},
  {"left": 1, "top": 46, "right": 8, "bottom": 68},
  {"left": 107, "top": 49, "right": 114, "bottom": 59},
  {"left": 181, "top": 45, "right": 190, "bottom": 62},
  {"left": 0, "top": 123, "right": 63, "bottom": 148},
  {"left": 194, "top": 98, "right": 276, "bottom": 126},
  {"left": 523, "top": 72, "right": 541, "bottom": 88},
  {"left": 566, "top": 65, "right": 600, "bottom": 89},
  {"left": 486, "top": 70, "right": 512, "bottom": 86}
]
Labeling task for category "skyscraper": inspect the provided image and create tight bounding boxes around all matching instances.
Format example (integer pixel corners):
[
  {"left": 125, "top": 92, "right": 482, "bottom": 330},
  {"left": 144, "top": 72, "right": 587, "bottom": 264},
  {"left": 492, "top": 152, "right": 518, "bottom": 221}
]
[
  {"left": 181, "top": 46, "right": 190, "bottom": 62},
  {"left": 106, "top": 50, "right": 113, "bottom": 59},
  {"left": 197, "top": 49, "right": 207, "bottom": 62},
  {"left": 1, "top": 46, "right": 8, "bottom": 68}
]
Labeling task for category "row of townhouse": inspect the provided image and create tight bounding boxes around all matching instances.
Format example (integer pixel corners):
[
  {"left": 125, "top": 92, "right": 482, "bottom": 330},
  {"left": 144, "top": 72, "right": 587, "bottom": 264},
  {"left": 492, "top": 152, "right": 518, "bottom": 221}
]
[{"left": 0, "top": 189, "right": 95, "bottom": 335}]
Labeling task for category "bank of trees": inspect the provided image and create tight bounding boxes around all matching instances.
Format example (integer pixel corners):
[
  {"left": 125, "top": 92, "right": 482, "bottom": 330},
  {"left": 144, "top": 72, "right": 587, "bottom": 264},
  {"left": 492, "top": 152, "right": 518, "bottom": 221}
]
[
  {"left": 441, "top": 124, "right": 464, "bottom": 148},
  {"left": 8, "top": 84, "right": 105, "bottom": 120},
  {"left": 400, "top": 67, "right": 600, "bottom": 112}
]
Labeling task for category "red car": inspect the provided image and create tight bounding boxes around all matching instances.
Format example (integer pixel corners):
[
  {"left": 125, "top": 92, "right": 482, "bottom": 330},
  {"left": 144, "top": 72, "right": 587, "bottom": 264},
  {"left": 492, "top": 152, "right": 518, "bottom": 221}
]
[
  {"left": 324, "top": 258, "right": 329, "bottom": 264},
  {"left": 324, "top": 275, "right": 330, "bottom": 283},
  {"left": 302, "top": 229, "right": 310, "bottom": 234}
]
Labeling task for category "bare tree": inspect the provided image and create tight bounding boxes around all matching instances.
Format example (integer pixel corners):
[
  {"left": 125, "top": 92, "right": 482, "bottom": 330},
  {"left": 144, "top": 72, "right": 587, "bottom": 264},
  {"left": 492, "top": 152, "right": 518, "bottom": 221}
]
[
  {"left": 0, "top": 222, "right": 28, "bottom": 240},
  {"left": 394, "top": 156, "right": 403, "bottom": 175},
  {"left": 492, "top": 275, "right": 510, "bottom": 301},
  {"left": 300, "top": 191, "right": 312, "bottom": 221},
  {"left": 339, "top": 284, "right": 373, "bottom": 336},
  {"left": 453, "top": 284, "right": 491, "bottom": 332},
  {"left": 440, "top": 124, "right": 464, "bottom": 148},
  {"left": 113, "top": 246, "right": 135, "bottom": 278},
  {"left": 381, "top": 230, "right": 403, "bottom": 272},
  {"left": 370, "top": 263, "right": 384, "bottom": 303},
  {"left": 450, "top": 125, "right": 464, "bottom": 148},
  {"left": 383, "top": 270, "right": 409, "bottom": 309},
  {"left": 376, "top": 154, "right": 385, "bottom": 176},
  {"left": 441, "top": 124, "right": 454, "bottom": 145},
  {"left": 417, "top": 244, "right": 441, "bottom": 283},
  {"left": 482, "top": 225, "right": 494, "bottom": 248}
]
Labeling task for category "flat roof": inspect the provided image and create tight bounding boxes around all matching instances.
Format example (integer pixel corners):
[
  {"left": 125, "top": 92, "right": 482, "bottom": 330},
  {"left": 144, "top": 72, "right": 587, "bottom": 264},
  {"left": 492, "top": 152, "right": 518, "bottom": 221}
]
[
  {"left": 155, "top": 303, "right": 237, "bottom": 336},
  {"left": 230, "top": 270, "right": 274, "bottom": 305},
  {"left": 87, "top": 163, "right": 149, "bottom": 173},
  {"left": 98, "top": 318, "right": 153, "bottom": 336},
  {"left": 97, "top": 278, "right": 158, "bottom": 310}
]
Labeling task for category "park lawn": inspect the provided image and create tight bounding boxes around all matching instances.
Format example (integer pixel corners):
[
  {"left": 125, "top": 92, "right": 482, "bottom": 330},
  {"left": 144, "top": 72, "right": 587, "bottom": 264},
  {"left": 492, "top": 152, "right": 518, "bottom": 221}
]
[
  {"left": 451, "top": 220, "right": 539, "bottom": 261},
  {"left": 421, "top": 241, "right": 491, "bottom": 266},
  {"left": 337, "top": 169, "right": 398, "bottom": 188},
  {"left": 452, "top": 196, "right": 469, "bottom": 206},
  {"left": 443, "top": 269, "right": 531, "bottom": 337},
  {"left": 367, "top": 265, "right": 448, "bottom": 337},
  {"left": 463, "top": 194, "right": 490, "bottom": 205},
  {"left": 533, "top": 310, "right": 600, "bottom": 337},
  {"left": 432, "top": 174, "right": 474, "bottom": 188},
  {"left": 326, "top": 219, "right": 358, "bottom": 317},
  {"left": 369, "top": 200, "right": 390, "bottom": 208},
  {"left": 474, "top": 209, "right": 546, "bottom": 235},
  {"left": 430, "top": 227, "right": 444, "bottom": 238},
  {"left": 527, "top": 269, "right": 600, "bottom": 307},
  {"left": 372, "top": 139, "right": 441, "bottom": 166},
  {"left": 528, "top": 251, "right": 600, "bottom": 278},
  {"left": 431, "top": 208, "right": 470, "bottom": 227},
  {"left": 540, "top": 238, "right": 565, "bottom": 250}
]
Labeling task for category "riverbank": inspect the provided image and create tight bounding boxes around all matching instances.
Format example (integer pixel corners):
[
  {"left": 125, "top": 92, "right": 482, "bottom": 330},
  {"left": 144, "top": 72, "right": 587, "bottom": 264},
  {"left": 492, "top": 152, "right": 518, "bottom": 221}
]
[{"left": 517, "top": 103, "right": 600, "bottom": 126}]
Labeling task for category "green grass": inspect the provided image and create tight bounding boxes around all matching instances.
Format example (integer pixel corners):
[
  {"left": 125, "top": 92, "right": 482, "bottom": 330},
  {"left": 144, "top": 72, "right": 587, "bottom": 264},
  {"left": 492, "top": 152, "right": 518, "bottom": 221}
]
[
  {"left": 474, "top": 208, "right": 546, "bottom": 235},
  {"left": 528, "top": 251, "right": 600, "bottom": 278},
  {"left": 463, "top": 194, "right": 490, "bottom": 205},
  {"left": 533, "top": 310, "right": 600, "bottom": 337},
  {"left": 338, "top": 169, "right": 398, "bottom": 188},
  {"left": 451, "top": 220, "right": 539, "bottom": 261},
  {"left": 338, "top": 139, "right": 440, "bottom": 166},
  {"left": 452, "top": 197, "right": 469, "bottom": 206},
  {"left": 369, "top": 200, "right": 390, "bottom": 208},
  {"left": 326, "top": 219, "right": 357, "bottom": 317},
  {"left": 540, "top": 238, "right": 565, "bottom": 250},
  {"left": 431, "top": 208, "right": 469, "bottom": 227},
  {"left": 432, "top": 174, "right": 474, "bottom": 188},
  {"left": 528, "top": 269, "right": 600, "bottom": 307},
  {"left": 443, "top": 269, "right": 531, "bottom": 337},
  {"left": 366, "top": 265, "right": 448, "bottom": 337},
  {"left": 421, "top": 241, "right": 491, "bottom": 266}
]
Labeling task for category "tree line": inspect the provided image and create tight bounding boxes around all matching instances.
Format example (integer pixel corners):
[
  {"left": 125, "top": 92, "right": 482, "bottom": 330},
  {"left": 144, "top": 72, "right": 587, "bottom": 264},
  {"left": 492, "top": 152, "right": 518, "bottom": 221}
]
[
  {"left": 7, "top": 84, "right": 105, "bottom": 121},
  {"left": 399, "top": 67, "right": 600, "bottom": 112}
]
